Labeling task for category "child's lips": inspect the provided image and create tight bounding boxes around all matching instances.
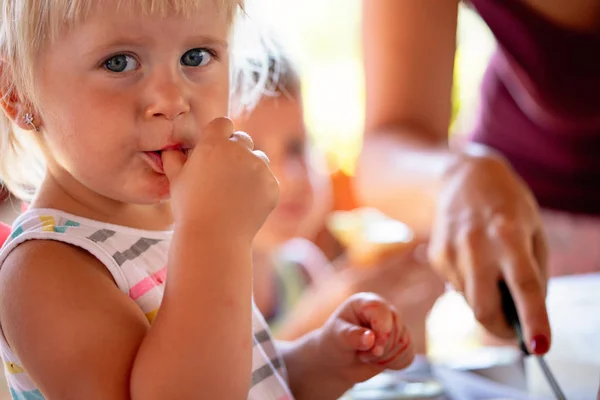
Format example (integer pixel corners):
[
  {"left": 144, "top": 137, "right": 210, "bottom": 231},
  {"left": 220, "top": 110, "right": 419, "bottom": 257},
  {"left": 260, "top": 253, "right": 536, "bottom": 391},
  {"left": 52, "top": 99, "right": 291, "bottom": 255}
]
[{"left": 142, "top": 148, "right": 190, "bottom": 174}]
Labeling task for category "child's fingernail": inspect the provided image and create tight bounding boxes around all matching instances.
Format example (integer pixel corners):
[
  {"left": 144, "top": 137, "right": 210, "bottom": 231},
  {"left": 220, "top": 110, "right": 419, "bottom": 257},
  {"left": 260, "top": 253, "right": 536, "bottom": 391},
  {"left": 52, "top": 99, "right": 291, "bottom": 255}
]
[{"left": 361, "top": 331, "right": 372, "bottom": 347}]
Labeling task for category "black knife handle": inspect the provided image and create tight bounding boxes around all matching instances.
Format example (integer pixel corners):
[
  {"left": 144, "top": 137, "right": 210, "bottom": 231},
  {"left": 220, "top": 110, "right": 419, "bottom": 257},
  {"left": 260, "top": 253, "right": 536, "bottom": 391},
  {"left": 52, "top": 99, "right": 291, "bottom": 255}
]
[{"left": 498, "top": 280, "right": 530, "bottom": 355}]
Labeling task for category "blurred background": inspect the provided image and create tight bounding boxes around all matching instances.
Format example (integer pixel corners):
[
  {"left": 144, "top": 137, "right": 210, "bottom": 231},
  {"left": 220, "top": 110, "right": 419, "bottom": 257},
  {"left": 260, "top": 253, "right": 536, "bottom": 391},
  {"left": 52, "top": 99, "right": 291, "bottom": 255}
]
[
  {"left": 253, "top": 0, "right": 494, "bottom": 176},
  {"left": 236, "top": 3, "right": 600, "bottom": 398},
  {"left": 244, "top": 0, "right": 496, "bottom": 360}
]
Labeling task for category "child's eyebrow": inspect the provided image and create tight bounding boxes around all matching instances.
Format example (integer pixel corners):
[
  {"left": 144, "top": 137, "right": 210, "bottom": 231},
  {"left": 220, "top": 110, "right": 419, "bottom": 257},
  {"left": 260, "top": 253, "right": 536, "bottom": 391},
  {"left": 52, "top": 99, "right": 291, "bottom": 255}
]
[
  {"left": 85, "top": 36, "right": 154, "bottom": 54},
  {"left": 82, "top": 34, "right": 228, "bottom": 58},
  {"left": 183, "top": 35, "right": 229, "bottom": 50}
]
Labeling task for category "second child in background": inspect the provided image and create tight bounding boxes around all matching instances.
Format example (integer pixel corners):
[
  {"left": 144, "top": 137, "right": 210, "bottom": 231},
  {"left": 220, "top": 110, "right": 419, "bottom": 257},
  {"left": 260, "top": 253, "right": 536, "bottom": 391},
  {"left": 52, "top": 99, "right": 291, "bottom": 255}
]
[{"left": 233, "top": 44, "right": 445, "bottom": 355}]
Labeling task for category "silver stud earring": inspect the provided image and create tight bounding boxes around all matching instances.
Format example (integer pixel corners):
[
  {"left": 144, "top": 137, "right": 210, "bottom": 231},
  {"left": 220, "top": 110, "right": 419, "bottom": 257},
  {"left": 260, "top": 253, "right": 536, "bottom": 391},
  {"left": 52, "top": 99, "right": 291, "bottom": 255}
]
[{"left": 23, "top": 113, "right": 39, "bottom": 132}]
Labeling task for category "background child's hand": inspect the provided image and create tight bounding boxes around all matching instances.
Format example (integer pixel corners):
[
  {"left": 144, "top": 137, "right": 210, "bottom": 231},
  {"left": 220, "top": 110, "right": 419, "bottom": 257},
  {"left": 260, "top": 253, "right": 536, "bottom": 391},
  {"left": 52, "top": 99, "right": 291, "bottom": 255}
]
[
  {"left": 315, "top": 292, "right": 415, "bottom": 386},
  {"left": 163, "top": 117, "right": 279, "bottom": 242}
]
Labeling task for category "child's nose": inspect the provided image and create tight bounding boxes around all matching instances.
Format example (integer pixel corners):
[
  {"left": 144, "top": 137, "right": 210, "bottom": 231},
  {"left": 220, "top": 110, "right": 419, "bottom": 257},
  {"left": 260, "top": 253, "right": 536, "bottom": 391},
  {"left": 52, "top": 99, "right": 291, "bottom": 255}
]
[{"left": 144, "top": 74, "right": 191, "bottom": 121}]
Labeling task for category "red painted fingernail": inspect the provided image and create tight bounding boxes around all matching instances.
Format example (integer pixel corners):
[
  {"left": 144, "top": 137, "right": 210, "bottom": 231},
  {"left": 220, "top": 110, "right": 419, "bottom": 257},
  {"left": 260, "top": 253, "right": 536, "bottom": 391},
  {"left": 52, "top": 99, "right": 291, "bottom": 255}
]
[{"left": 532, "top": 335, "right": 549, "bottom": 355}]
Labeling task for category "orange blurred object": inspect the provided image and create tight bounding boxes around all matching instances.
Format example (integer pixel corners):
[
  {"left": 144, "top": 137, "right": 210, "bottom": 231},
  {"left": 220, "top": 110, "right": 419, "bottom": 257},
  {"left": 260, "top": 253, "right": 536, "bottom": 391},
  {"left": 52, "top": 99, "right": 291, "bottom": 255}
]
[
  {"left": 330, "top": 168, "right": 358, "bottom": 212},
  {"left": 327, "top": 208, "right": 415, "bottom": 268}
]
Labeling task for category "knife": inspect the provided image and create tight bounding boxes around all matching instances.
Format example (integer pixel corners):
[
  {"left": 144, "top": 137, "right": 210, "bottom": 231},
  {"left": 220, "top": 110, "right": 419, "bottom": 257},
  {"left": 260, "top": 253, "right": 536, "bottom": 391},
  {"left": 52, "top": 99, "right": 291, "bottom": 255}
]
[{"left": 498, "top": 280, "right": 567, "bottom": 400}]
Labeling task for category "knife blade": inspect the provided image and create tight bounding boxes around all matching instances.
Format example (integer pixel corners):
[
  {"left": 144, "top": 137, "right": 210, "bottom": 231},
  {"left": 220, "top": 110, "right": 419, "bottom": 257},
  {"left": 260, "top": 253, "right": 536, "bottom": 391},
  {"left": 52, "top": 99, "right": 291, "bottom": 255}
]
[{"left": 498, "top": 280, "right": 567, "bottom": 400}]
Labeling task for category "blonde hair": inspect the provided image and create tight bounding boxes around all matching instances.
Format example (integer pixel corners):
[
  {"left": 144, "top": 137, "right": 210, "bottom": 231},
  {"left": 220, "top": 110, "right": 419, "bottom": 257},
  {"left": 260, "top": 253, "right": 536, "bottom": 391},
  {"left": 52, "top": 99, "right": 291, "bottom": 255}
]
[
  {"left": 0, "top": 0, "right": 277, "bottom": 201},
  {"left": 229, "top": 23, "right": 299, "bottom": 118}
]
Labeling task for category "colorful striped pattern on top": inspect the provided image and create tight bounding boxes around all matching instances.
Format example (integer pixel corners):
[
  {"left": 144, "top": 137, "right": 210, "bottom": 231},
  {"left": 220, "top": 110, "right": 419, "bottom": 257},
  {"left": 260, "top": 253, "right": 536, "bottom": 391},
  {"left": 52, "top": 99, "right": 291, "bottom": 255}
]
[{"left": 0, "top": 208, "right": 293, "bottom": 400}]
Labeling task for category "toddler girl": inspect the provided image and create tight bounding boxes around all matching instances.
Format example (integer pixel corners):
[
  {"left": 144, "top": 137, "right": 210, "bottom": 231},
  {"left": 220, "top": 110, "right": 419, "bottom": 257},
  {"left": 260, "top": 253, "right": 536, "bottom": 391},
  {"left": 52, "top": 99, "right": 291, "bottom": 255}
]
[{"left": 0, "top": 1, "right": 414, "bottom": 399}]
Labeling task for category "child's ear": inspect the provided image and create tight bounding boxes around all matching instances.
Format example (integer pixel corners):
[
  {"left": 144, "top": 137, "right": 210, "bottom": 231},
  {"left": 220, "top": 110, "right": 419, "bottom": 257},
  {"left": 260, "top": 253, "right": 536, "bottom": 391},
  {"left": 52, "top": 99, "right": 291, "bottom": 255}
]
[
  {"left": 0, "top": 66, "right": 38, "bottom": 131},
  {"left": 0, "top": 91, "right": 39, "bottom": 132},
  {"left": 0, "top": 85, "right": 20, "bottom": 121}
]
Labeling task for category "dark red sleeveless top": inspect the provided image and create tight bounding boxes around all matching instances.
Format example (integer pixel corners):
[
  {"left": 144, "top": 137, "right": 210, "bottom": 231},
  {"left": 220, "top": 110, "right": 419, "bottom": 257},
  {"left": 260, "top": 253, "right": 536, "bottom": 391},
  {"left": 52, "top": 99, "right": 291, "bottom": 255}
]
[{"left": 469, "top": 0, "right": 600, "bottom": 215}]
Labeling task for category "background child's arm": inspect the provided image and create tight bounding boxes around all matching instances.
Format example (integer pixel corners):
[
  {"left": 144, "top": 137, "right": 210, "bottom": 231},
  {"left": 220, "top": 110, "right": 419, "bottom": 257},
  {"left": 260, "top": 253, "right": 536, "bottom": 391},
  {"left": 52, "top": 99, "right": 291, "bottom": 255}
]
[
  {"left": 278, "top": 336, "right": 350, "bottom": 400},
  {"left": 279, "top": 293, "right": 415, "bottom": 400}
]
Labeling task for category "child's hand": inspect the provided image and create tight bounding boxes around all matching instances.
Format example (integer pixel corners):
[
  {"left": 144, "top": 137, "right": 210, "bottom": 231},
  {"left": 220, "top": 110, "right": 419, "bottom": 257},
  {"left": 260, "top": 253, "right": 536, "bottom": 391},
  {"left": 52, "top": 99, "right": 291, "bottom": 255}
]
[
  {"left": 314, "top": 292, "right": 415, "bottom": 386},
  {"left": 163, "top": 117, "right": 279, "bottom": 242}
]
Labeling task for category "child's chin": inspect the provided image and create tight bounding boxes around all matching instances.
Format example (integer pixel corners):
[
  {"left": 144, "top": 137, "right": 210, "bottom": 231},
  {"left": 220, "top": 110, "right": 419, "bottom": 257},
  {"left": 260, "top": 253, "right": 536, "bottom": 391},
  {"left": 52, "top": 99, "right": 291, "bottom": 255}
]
[
  {"left": 124, "top": 183, "right": 171, "bottom": 204},
  {"left": 145, "top": 176, "right": 171, "bottom": 198}
]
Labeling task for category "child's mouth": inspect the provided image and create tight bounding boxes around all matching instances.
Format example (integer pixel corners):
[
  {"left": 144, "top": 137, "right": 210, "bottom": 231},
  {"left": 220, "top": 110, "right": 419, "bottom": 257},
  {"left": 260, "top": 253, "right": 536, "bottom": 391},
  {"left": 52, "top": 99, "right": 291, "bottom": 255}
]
[{"left": 143, "top": 148, "right": 189, "bottom": 174}]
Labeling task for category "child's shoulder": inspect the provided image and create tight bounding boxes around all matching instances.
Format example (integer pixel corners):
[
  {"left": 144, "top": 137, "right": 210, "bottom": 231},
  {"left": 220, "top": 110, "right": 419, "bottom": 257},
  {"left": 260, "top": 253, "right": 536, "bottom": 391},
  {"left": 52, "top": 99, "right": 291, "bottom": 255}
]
[
  {"left": 0, "top": 238, "right": 112, "bottom": 294},
  {"left": 0, "top": 225, "right": 120, "bottom": 311},
  {"left": 0, "top": 208, "right": 167, "bottom": 294},
  {"left": 0, "top": 208, "right": 114, "bottom": 283},
  {"left": 1, "top": 208, "right": 172, "bottom": 302},
  {"left": 1, "top": 207, "right": 171, "bottom": 266},
  {"left": 0, "top": 208, "right": 114, "bottom": 271},
  {"left": 0, "top": 238, "right": 117, "bottom": 354}
]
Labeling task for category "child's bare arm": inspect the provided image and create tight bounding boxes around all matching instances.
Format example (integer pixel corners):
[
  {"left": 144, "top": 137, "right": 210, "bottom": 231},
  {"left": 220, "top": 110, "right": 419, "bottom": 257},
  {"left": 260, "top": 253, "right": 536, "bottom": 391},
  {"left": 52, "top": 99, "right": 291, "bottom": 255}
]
[
  {"left": 138, "top": 117, "right": 278, "bottom": 397},
  {"left": 0, "top": 237, "right": 254, "bottom": 399},
  {"left": 0, "top": 240, "right": 148, "bottom": 399},
  {"left": 281, "top": 293, "right": 415, "bottom": 400},
  {"left": 132, "top": 231, "right": 254, "bottom": 399},
  {"left": 278, "top": 336, "right": 350, "bottom": 400}
]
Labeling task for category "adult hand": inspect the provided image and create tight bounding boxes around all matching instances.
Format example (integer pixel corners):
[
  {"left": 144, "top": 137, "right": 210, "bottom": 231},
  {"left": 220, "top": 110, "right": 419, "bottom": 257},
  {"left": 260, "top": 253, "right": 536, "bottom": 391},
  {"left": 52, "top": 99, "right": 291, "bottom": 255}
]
[{"left": 428, "top": 149, "right": 550, "bottom": 354}]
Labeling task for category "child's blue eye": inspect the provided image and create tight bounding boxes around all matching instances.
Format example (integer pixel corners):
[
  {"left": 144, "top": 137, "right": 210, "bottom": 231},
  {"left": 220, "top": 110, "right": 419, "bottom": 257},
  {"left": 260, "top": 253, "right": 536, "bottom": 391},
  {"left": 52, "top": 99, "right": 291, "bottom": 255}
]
[
  {"left": 181, "top": 49, "right": 212, "bottom": 67},
  {"left": 104, "top": 55, "right": 138, "bottom": 73}
]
